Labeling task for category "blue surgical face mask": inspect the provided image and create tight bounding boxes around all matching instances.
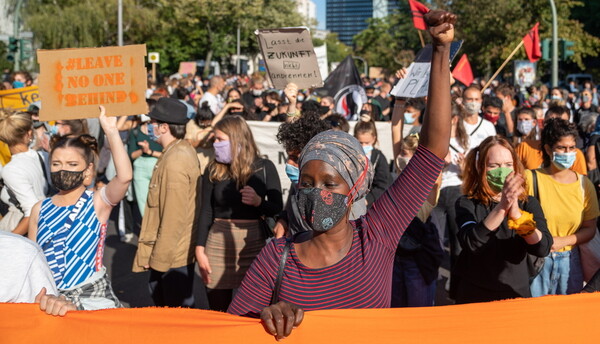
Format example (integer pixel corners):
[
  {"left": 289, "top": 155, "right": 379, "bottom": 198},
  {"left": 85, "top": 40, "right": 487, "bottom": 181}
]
[
  {"left": 552, "top": 151, "right": 576, "bottom": 170},
  {"left": 551, "top": 95, "right": 562, "bottom": 101},
  {"left": 285, "top": 163, "right": 299, "bottom": 183},
  {"left": 297, "top": 95, "right": 305, "bottom": 102},
  {"left": 147, "top": 123, "right": 161, "bottom": 141},
  {"left": 49, "top": 125, "right": 58, "bottom": 136},
  {"left": 404, "top": 112, "right": 416, "bottom": 124},
  {"left": 12, "top": 81, "right": 24, "bottom": 89},
  {"left": 362, "top": 145, "right": 373, "bottom": 157}
]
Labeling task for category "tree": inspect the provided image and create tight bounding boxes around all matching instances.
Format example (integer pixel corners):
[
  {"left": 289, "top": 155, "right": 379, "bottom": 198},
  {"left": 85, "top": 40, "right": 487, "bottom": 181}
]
[
  {"left": 433, "top": 0, "right": 600, "bottom": 75},
  {"left": 23, "top": 0, "right": 159, "bottom": 49},
  {"left": 352, "top": 6, "right": 423, "bottom": 74}
]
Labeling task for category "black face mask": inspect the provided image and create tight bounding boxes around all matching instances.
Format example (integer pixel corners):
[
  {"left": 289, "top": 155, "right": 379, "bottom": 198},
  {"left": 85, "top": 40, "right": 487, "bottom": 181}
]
[
  {"left": 51, "top": 170, "right": 85, "bottom": 191},
  {"left": 230, "top": 111, "right": 244, "bottom": 116},
  {"left": 293, "top": 188, "right": 349, "bottom": 233},
  {"left": 265, "top": 103, "right": 276, "bottom": 111},
  {"left": 319, "top": 105, "right": 330, "bottom": 115},
  {"left": 360, "top": 110, "right": 370, "bottom": 115}
]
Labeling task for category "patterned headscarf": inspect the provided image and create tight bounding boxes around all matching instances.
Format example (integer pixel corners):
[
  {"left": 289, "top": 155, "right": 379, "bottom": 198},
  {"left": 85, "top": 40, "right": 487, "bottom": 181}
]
[{"left": 299, "top": 130, "right": 374, "bottom": 201}]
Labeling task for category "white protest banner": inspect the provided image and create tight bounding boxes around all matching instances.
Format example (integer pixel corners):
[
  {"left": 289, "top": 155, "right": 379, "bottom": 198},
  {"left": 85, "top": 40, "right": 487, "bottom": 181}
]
[
  {"left": 247, "top": 121, "right": 412, "bottom": 201},
  {"left": 255, "top": 27, "right": 323, "bottom": 90},
  {"left": 37, "top": 44, "right": 147, "bottom": 120},
  {"left": 314, "top": 44, "right": 329, "bottom": 80},
  {"left": 391, "top": 41, "right": 463, "bottom": 99}
]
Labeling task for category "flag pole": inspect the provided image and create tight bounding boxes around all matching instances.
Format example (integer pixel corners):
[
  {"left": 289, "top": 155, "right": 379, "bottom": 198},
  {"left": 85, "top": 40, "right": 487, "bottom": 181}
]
[
  {"left": 482, "top": 40, "right": 524, "bottom": 92},
  {"left": 418, "top": 30, "right": 425, "bottom": 48}
]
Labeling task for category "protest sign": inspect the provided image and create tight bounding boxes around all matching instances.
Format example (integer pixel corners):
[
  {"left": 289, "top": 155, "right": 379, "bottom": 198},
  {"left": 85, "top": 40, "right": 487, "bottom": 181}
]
[
  {"left": 391, "top": 41, "right": 462, "bottom": 98},
  {"left": 514, "top": 60, "right": 536, "bottom": 89},
  {"left": 37, "top": 44, "right": 147, "bottom": 121},
  {"left": 255, "top": 27, "right": 323, "bottom": 89},
  {"left": 0, "top": 86, "right": 40, "bottom": 111},
  {"left": 178, "top": 62, "right": 197, "bottom": 76}
]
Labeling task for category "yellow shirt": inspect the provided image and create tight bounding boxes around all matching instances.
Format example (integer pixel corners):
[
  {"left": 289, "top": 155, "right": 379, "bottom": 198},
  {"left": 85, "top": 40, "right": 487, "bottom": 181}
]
[
  {"left": 524, "top": 169, "right": 600, "bottom": 251},
  {"left": 0, "top": 142, "right": 11, "bottom": 166}
]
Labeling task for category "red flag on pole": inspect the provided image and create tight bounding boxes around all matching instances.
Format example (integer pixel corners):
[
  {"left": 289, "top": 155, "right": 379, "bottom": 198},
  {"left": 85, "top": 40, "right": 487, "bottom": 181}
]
[
  {"left": 452, "top": 54, "right": 474, "bottom": 86},
  {"left": 523, "top": 22, "right": 541, "bottom": 63},
  {"left": 409, "top": 0, "right": 430, "bottom": 30}
]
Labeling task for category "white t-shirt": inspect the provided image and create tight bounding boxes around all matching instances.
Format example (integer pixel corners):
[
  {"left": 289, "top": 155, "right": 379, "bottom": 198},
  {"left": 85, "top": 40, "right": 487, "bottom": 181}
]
[
  {"left": 0, "top": 149, "right": 47, "bottom": 217},
  {"left": 463, "top": 117, "right": 496, "bottom": 150},
  {"left": 199, "top": 91, "right": 224, "bottom": 115},
  {"left": 441, "top": 137, "right": 467, "bottom": 189},
  {"left": 0, "top": 231, "right": 58, "bottom": 302}
]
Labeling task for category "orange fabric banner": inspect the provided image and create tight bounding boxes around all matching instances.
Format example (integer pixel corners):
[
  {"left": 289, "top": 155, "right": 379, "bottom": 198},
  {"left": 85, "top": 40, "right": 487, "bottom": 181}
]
[{"left": 3, "top": 293, "right": 600, "bottom": 343}]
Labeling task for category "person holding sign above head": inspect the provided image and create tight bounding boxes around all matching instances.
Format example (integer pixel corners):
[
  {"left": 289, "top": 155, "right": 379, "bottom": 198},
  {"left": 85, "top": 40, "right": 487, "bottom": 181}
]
[
  {"left": 227, "top": 10, "right": 455, "bottom": 340},
  {"left": 132, "top": 98, "right": 200, "bottom": 308},
  {"left": 28, "top": 106, "right": 132, "bottom": 310}
]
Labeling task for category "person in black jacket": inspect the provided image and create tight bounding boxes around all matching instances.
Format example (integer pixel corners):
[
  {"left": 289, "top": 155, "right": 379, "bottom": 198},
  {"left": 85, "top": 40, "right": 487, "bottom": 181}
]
[
  {"left": 353, "top": 119, "right": 392, "bottom": 207},
  {"left": 454, "top": 135, "right": 553, "bottom": 304}
]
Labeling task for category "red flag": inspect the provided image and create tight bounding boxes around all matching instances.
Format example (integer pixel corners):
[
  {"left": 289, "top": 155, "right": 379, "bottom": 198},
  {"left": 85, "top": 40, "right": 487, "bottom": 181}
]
[
  {"left": 523, "top": 22, "right": 541, "bottom": 63},
  {"left": 452, "top": 54, "right": 474, "bottom": 86},
  {"left": 409, "top": 0, "right": 430, "bottom": 30}
]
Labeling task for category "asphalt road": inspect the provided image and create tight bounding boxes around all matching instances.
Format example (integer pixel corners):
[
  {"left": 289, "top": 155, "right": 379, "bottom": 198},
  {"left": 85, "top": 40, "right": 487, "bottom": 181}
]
[{"left": 102, "top": 206, "right": 454, "bottom": 309}]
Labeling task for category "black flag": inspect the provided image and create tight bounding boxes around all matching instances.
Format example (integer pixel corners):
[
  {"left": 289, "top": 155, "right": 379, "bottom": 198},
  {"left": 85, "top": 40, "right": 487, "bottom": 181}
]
[{"left": 316, "top": 55, "right": 366, "bottom": 120}]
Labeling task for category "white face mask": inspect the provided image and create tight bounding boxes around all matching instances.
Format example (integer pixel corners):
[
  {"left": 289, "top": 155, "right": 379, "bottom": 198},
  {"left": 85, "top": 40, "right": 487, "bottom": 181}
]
[
  {"left": 396, "top": 156, "right": 411, "bottom": 172},
  {"left": 463, "top": 101, "right": 482, "bottom": 115},
  {"left": 517, "top": 120, "right": 535, "bottom": 136}
]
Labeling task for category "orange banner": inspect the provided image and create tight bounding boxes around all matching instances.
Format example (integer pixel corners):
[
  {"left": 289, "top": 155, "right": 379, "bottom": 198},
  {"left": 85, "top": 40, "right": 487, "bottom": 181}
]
[
  {"left": 2, "top": 293, "right": 600, "bottom": 343},
  {"left": 0, "top": 85, "right": 40, "bottom": 111},
  {"left": 37, "top": 45, "right": 147, "bottom": 121}
]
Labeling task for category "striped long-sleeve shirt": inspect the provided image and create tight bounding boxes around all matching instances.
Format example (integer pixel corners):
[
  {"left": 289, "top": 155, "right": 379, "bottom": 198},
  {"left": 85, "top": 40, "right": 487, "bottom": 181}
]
[{"left": 228, "top": 145, "right": 444, "bottom": 317}]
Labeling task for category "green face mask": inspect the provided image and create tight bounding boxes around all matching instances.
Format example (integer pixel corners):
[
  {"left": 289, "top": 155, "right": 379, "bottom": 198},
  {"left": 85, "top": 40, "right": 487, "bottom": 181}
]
[{"left": 486, "top": 167, "right": 513, "bottom": 192}]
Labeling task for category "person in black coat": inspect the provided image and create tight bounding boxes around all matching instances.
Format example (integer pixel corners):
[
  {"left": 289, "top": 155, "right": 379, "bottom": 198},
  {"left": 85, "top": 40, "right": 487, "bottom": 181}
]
[{"left": 454, "top": 135, "right": 552, "bottom": 304}]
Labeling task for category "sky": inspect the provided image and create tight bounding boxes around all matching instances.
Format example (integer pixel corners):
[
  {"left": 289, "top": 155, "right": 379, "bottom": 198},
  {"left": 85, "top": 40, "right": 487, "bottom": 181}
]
[{"left": 314, "top": 0, "right": 326, "bottom": 30}]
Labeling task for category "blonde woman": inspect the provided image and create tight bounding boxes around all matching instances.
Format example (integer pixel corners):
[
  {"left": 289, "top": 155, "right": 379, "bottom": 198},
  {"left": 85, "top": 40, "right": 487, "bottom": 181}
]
[
  {"left": 0, "top": 110, "right": 47, "bottom": 234},
  {"left": 195, "top": 115, "right": 283, "bottom": 311}
]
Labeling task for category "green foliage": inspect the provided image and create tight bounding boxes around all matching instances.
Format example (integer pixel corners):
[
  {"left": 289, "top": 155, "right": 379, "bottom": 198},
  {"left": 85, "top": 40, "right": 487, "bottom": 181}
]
[
  {"left": 21, "top": 0, "right": 303, "bottom": 73},
  {"left": 432, "top": 0, "right": 600, "bottom": 75},
  {"left": 325, "top": 33, "right": 351, "bottom": 65},
  {"left": 352, "top": 6, "right": 423, "bottom": 73}
]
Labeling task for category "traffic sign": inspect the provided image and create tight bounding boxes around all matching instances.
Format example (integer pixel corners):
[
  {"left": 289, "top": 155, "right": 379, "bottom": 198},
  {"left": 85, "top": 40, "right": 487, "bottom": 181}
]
[{"left": 148, "top": 52, "right": 160, "bottom": 64}]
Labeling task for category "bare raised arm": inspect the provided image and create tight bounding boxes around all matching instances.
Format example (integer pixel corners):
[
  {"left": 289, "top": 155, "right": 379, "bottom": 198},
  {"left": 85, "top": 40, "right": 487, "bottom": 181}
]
[{"left": 419, "top": 10, "right": 456, "bottom": 159}]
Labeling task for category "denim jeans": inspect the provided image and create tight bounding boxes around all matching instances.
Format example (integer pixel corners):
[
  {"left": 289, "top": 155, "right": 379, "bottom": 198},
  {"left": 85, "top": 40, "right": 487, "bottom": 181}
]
[
  {"left": 530, "top": 246, "right": 583, "bottom": 297},
  {"left": 391, "top": 256, "right": 436, "bottom": 307}
]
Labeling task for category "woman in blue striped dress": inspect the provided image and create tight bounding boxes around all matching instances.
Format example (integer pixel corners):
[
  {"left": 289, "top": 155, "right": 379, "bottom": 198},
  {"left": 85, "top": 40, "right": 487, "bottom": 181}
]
[{"left": 28, "top": 106, "right": 132, "bottom": 310}]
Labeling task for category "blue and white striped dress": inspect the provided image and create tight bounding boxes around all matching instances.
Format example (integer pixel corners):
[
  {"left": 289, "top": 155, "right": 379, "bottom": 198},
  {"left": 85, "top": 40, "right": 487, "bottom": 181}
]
[{"left": 36, "top": 190, "right": 107, "bottom": 290}]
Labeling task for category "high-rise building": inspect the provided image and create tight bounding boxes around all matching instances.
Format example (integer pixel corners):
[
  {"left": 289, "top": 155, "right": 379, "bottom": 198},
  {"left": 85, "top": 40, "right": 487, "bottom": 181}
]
[{"left": 326, "top": 0, "right": 399, "bottom": 46}]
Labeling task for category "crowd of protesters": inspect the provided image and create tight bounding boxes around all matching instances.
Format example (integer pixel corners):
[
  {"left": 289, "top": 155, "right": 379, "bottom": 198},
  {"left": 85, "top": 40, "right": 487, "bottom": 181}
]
[{"left": 1, "top": 9, "right": 600, "bottom": 339}]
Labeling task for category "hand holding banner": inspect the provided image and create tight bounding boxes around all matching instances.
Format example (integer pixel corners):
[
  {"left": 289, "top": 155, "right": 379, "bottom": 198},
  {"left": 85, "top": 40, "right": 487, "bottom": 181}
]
[{"left": 37, "top": 44, "right": 147, "bottom": 121}]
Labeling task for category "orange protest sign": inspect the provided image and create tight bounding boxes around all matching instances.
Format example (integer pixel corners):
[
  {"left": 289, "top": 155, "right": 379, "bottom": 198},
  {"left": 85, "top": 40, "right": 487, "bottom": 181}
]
[
  {"left": 0, "top": 85, "right": 40, "bottom": 112},
  {"left": 37, "top": 45, "right": 147, "bottom": 121}
]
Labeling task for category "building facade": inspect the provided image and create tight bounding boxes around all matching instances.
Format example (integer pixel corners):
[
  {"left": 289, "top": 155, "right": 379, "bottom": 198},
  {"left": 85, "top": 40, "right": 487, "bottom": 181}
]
[{"left": 326, "top": 0, "right": 399, "bottom": 46}]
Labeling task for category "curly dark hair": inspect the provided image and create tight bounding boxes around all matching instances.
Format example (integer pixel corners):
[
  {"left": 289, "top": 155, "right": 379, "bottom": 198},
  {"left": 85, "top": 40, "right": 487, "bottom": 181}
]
[
  {"left": 276, "top": 113, "right": 331, "bottom": 153},
  {"left": 541, "top": 117, "right": 578, "bottom": 167}
]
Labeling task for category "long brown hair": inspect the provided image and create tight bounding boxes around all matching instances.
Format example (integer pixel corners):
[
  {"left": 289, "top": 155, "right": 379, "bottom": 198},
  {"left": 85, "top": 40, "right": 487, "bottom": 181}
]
[
  {"left": 462, "top": 135, "right": 527, "bottom": 205},
  {"left": 452, "top": 104, "right": 469, "bottom": 151},
  {"left": 209, "top": 115, "right": 259, "bottom": 188}
]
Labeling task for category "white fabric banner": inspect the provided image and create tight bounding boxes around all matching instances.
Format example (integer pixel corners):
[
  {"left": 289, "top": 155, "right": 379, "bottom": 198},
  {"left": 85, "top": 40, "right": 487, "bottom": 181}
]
[{"left": 247, "top": 121, "right": 413, "bottom": 200}]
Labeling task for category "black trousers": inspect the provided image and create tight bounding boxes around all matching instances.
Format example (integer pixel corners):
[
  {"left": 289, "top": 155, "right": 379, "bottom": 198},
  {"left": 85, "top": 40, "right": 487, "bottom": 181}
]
[{"left": 149, "top": 264, "right": 195, "bottom": 308}]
